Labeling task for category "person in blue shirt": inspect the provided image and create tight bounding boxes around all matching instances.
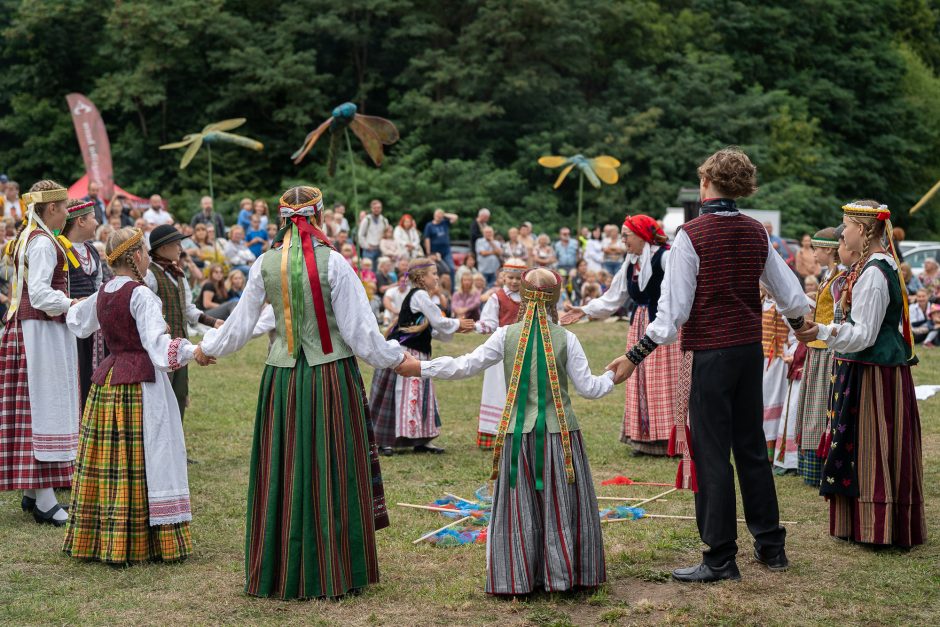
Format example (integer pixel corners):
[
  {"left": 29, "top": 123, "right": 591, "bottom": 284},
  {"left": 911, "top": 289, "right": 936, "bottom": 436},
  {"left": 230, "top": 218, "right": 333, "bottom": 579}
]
[
  {"left": 236, "top": 197, "right": 254, "bottom": 231},
  {"left": 553, "top": 227, "right": 580, "bottom": 275},
  {"left": 423, "top": 208, "right": 458, "bottom": 278},
  {"left": 245, "top": 213, "right": 268, "bottom": 258}
]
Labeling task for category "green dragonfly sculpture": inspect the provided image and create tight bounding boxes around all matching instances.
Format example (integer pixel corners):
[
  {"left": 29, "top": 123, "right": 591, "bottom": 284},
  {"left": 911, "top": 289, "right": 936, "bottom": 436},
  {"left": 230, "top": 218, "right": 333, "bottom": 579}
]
[
  {"left": 160, "top": 118, "right": 263, "bottom": 198},
  {"left": 538, "top": 154, "right": 621, "bottom": 234}
]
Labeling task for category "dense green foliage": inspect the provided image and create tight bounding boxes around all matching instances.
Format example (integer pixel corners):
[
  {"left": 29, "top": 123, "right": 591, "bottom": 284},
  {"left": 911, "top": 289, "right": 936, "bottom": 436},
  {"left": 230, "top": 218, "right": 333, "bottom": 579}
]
[{"left": 2, "top": 0, "right": 940, "bottom": 237}]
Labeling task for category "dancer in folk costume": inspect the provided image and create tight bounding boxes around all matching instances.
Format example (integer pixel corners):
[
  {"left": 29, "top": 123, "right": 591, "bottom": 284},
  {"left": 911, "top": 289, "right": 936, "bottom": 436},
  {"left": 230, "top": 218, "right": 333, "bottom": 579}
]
[
  {"left": 399, "top": 268, "right": 615, "bottom": 594},
  {"left": 609, "top": 149, "right": 809, "bottom": 582},
  {"left": 370, "top": 258, "right": 475, "bottom": 456},
  {"left": 773, "top": 340, "right": 806, "bottom": 474},
  {"left": 63, "top": 199, "right": 103, "bottom": 412},
  {"left": 200, "top": 186, "right": 404, "bottom": 599},
  {"left": 473, "top": 259, "right": 526, "bottom": 449},
  {"left": 0, "top": 180, "right": 81, "bottom": 526},
  {"left": 796, "top": 201, "right": 925, "bottom": 547},
  {"left": 64, "top": 228, "right": 205, "bottom": 564},
  {"left": 761, "top": 293, "right": 792, "bottom": 458},
  {"left": 562, "top": 215, "right": 680, "bottom": 456},
  {"left": 794, "top": 227, "right": 844, "bottom": 487}
]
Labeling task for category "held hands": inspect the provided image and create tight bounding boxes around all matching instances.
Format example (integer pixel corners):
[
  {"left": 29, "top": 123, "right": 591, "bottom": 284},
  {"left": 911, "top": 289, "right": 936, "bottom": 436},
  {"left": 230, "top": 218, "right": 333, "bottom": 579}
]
[
  {"left": 458, "top": 318, "right": 476, "bottom": 333},
  {"left": 794, "top": 321, "right": 819, "bottom": 344},
  {"left": 193, "top": 344, "right": 216, "bottom": 367},
  {"left": 214, "top": 319, "right": 225, "bottom": 329},
  {"left": 559, "top": 307, "right": 585, "bottom": 326},
  {"left": 394, "top": 352, "right": 422, "bottom": 377},
  {"left": 605, "top": 355, "right": 636, "bottom": 385}
]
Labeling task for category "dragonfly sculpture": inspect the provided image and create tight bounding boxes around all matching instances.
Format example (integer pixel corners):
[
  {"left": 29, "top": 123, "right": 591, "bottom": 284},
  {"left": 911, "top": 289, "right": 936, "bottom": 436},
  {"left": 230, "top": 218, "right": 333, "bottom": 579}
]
[
  {"left": 160, "top": 118, "right": 263, "bottom": 198},
  {"left": 291, "top": 102, "right": 399, "bottom": 212},
  {"left": 538, "top": 154, "right": 621, "bottom": 234}
]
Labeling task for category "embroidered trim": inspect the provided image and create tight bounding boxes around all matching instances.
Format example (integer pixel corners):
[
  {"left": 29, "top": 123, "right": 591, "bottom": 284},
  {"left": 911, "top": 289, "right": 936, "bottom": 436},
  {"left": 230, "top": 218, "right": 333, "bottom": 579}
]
[
  {"left": 626, "top": 334, "right": 657, "bottom": 365},
  {"left": 168, "top": 338, "right": 183, "bottom": 371}
]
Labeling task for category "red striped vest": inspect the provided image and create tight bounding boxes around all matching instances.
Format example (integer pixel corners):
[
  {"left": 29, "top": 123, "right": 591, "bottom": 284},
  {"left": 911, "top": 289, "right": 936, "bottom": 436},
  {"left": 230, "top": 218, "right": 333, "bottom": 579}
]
[
  {"left": 17, "top": 230, "right": 68, "bottom": 323},
  {"left": 680, "top": 213, "right": 768, "bottom": 351}
]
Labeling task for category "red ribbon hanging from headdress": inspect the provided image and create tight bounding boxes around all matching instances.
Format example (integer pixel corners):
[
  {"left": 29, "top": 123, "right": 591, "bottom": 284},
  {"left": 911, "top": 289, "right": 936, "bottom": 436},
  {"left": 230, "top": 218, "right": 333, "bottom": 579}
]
[{"left": 290, "top": 215, "right": 336, "bottom": 355}]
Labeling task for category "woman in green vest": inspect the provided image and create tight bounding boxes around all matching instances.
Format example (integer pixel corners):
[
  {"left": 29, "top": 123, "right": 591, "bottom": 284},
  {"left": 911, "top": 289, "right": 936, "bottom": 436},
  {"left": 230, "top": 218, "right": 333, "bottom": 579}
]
[
  {"left": 200, "top": 185, "right": 405, "bottom": 599},
  {"left": 796, "top": 201, "right": 925, "bottom": 548},
  {"left": 397, "top": 268, "right": 617, "bottom": 594}
]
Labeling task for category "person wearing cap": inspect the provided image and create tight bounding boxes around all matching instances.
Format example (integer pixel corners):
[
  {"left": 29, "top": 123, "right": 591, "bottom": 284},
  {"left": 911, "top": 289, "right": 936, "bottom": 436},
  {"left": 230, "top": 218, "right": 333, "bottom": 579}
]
[
  {"left": 795, "top": 200, "right": 925, "bottom": 548},
  {"left": 144, "top": 224, "right": 223, "bottom": 440},
  {"left": 473, "top": 258, "right": 526, "bottom": 449},
  {"left": 370, "top": 257, "right": 475, "bottom": 456},
  {"left": 199, "top": 185, "right": 408, "bottom": 599},
  {"left": 562, "top": 214, "right": 682, "bottom": 459},
  {"left": 791, "top": 226, "right": 844, "bottom": 488},
  {"left": 63, "top": 199, "right": 103, "bottom": 410},
  {"left": 0, "top": 180, "right": 81, "bottom": 527}
]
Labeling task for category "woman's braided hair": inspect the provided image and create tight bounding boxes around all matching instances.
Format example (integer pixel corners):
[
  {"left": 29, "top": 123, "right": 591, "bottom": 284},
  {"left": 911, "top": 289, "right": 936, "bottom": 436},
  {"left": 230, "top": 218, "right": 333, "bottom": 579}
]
[{"left": 106, "top": 227, "right": 146, "bottom": 283}]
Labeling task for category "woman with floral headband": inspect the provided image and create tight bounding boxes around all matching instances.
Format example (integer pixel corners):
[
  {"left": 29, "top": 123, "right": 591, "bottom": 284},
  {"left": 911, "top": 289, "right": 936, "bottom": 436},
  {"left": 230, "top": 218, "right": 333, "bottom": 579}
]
[
  {"left": 472, "top": 258, "right": 526, "bottom": 449},
  {"left": 0, "top": 180, "right": 81, "bottom": 527},
  {"left": 64, "top": 227, "right": 210, "bottom": 564},
  {"left": 200, "top": 185, "right": 406, "bottom": 599},
  {"left": 562, "top": 215, "right": 682, "bottom": 458},
  {"left": 795, "top": 201, "right": 925, "bottom": 548},
  {"left": 397, "top": 268, "right": 616, "bottom": 594},
  {"left": 370, "top": 257, "right": 475, "bottom": 456}
]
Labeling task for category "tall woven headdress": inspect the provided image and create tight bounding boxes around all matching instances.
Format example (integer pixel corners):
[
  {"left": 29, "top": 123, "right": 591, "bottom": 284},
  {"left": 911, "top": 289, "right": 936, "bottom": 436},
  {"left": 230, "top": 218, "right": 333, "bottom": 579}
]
[{"left": 490, "top": 269, "right": 575, "bottom": 491}]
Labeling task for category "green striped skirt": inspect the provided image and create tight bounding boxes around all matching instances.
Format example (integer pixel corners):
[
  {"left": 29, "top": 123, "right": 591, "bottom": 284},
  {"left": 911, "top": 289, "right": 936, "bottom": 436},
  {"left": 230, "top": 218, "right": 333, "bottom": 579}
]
[{"left": 246, "top": 356, "right": 389, "bottom": 600}]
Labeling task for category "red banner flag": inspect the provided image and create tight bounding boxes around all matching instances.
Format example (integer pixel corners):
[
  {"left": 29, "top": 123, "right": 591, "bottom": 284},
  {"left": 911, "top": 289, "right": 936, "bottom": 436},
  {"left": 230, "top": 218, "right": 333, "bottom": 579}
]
[{"left": 66, "top": 93, "right": 114, "bottom": 200}]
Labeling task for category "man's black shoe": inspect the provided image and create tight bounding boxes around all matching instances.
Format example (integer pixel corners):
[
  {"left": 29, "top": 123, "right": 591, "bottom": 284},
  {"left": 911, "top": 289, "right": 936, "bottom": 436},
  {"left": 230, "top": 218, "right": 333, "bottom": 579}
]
[
  {"left": 754, "top": 548, "right": 789, "bottom": 571},
  {"left": 672, "top": 561, "right": 741, "bottom": 583}
]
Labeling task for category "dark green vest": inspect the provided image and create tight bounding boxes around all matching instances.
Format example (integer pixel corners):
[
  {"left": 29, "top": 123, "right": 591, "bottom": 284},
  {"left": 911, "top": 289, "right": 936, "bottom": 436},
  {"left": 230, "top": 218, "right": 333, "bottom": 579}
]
[
  {"left": 503, "top": 321, "right": 578, "bottom": 433},
  {"left": 260, "top": 244, "right": 353, "bottom": 367},
  {"left": 149, "top": 262, "right": 188, "bottom": 339},
  {"left": 838, "top": 258, "right": 908, "bottom": 366}
]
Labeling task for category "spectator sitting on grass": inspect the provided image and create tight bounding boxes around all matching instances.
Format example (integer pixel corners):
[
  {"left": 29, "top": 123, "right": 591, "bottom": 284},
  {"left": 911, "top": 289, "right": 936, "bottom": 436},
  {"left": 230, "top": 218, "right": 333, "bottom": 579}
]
[{"left": 223, "top": 225, "right": 256, "bottom": 275}]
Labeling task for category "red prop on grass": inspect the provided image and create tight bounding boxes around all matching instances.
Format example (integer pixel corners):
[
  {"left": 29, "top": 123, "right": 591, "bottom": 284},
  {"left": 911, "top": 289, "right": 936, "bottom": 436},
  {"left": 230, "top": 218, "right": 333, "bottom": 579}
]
[{"left": 600, "top": 475, "right": 673, "bottom": 487}]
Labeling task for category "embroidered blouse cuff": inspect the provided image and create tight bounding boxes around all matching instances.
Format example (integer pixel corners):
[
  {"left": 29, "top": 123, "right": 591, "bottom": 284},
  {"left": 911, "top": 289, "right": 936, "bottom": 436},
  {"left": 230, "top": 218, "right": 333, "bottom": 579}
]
[{"left": 626, "top": 334, "right": 658, "bottom": 365}]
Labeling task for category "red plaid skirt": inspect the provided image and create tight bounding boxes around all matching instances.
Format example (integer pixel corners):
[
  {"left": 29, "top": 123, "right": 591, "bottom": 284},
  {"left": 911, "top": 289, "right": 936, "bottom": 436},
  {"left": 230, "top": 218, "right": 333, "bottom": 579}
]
[{"left": 0, "top": 320, "right": 74, "bottom": 490}]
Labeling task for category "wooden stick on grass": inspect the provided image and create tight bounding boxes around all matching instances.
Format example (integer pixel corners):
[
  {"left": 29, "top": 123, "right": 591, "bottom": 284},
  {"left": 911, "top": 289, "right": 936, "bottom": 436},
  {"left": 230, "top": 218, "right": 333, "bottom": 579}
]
[
  {"left": 597, "top": 496, "right": 670, "bottom": 502},
  {"left": 413, "top": 516, "right": 472, "bottom": 545},
  {"left": 397, "top": 502, "right": 469, "bottom": 514},
  {"left": 602, "top": 513, "right": 799, "bottom": 525},
  {"left": 632, "top": 487, "right": 677, "bottom": 508},
  {"left": 444, "top": 493, "right": 476, "bottom": 505}
]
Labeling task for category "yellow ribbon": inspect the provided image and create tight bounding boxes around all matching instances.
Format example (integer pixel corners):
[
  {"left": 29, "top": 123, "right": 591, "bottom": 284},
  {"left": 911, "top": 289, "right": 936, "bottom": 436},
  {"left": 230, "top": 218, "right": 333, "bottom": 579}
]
[
  {"left": 279, "top": 228, "right": 294, "bottom": 355},
  {"left": 56, "top": 235, "right": 81, "bottom": 270}
]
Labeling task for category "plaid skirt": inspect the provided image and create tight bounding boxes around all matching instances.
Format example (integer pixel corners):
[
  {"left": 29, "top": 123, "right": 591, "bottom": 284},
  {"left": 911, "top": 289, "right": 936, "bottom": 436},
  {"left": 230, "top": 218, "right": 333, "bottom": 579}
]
[
  {"left": 477, "top": 431, "right": 496, "bottom": 449},
  {"left": 0, "top": 320, "right": 74, "bottom": 490},
  {"left": 798, "top": 450, "right": 823, "bottom": 487},
  {"left": 621, "top": 305, "right": 681, "bottom": 448},
  {"left": 246, "top": 356, "right": 388, "bottom": 600},
  {"left": 63, "top": 373, "right": 192, "bottom": 564},
  {"left": 486, "top": 431, "right": 605, "bottom": 595},
  {"left": 795, "top": 347, "right": 833, "bottom": 452},
  {"left": 370, "top": 348, "right": 441, "bottom": 448}
]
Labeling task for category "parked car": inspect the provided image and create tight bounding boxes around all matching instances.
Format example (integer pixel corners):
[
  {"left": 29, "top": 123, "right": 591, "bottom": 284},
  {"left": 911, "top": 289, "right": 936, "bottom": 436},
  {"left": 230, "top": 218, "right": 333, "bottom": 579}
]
[
  {"left": 901, "top": 243, "right": 940, "bottom": 278},
  {"left": 450, "top": 240, "right": 470, "bottom": 267}
]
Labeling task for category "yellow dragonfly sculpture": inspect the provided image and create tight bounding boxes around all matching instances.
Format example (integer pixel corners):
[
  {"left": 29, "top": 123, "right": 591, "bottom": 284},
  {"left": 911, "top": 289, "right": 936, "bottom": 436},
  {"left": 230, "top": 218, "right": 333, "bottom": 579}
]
[
  {"left": 538, "top": 154, "right": 621, "bottom": 234},
  {"left": 160, "top": 118, "right": 263, "bottom": 197}
]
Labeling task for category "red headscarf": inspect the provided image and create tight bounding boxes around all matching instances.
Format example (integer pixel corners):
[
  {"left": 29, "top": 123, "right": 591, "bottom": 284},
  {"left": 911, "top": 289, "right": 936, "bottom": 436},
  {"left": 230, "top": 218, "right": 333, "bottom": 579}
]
[{"left": 623, "top": 214, "right": 666, "bottom": 245}]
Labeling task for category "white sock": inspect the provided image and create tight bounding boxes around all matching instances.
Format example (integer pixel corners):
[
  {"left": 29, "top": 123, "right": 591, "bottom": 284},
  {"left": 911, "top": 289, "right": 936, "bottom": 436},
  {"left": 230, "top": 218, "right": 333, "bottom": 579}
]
[
  {"left": 23, "top": 489, "right": 35, "bottom": 499},
  {"left": 35, "top": 488, "right": 67, "bottom": 521}
]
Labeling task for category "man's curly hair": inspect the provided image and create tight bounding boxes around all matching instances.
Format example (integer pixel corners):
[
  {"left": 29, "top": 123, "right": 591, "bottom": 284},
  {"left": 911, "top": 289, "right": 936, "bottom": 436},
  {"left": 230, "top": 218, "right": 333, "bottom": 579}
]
[{"left": 697, "top": 147, "right": 758, "bottom": 198}]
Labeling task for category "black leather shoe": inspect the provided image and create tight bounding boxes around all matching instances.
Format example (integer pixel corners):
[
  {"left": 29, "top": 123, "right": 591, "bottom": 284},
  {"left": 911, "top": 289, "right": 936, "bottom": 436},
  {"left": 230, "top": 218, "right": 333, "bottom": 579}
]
[
  {"left": 379, "top": 447, "right": 394, "bottom": 457},
  {"left": 33, "top": 504, "right": 67, "bottom": 527},
  {"left": 21, "top": 495, "right": 35, "bottom": 512},
  {"left": 672, "top": 561, "right": 741, "bottom": 583},
  {"left": 413, "top": 444, "right": 445, "bottom": 455},
  {"left": 754, "top": 548, "right": 789, "bottom": 571}
]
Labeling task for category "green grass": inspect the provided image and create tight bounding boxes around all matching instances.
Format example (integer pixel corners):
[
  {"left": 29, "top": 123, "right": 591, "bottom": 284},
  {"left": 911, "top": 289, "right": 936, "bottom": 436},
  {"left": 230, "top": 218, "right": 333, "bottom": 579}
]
[{"left": 1, "top": 323, "right": 938, "bottom": 625}]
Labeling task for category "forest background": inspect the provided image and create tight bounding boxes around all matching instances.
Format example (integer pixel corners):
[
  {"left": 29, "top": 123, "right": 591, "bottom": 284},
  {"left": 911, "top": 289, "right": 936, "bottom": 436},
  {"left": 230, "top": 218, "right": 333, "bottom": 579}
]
[{"left": 3, "top": 0, "right": 940, "bottom": 238}]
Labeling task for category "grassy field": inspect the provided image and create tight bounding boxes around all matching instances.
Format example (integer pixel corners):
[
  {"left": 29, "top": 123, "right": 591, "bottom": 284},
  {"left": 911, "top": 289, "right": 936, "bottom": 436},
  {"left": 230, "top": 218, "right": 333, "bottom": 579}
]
[{"left": 1, "top": 322, "right": 937, "bottom": 626}]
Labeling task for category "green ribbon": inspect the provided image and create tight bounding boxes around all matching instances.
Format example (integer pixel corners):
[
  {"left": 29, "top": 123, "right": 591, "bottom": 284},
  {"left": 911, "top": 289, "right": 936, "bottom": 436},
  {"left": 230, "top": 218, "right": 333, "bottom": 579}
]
[
  {"left": 509, "top": 313, "right": 549, "bottom": 491},
  {"left": 288, "top": 223, "right": 305, "bottom": 359}
]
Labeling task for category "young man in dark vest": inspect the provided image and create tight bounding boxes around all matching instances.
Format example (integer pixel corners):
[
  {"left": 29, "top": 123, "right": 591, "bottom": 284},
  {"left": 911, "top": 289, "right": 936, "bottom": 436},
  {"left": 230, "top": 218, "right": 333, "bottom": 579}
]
[
  {"left": 64, "top": 199, "right": 102, "bottom": 410},
  {"left": 144, "top": 225, "right": 223, "bottom": 463},
  {"left": 608, "top": 148, "right": 810, "bottom": 582}
]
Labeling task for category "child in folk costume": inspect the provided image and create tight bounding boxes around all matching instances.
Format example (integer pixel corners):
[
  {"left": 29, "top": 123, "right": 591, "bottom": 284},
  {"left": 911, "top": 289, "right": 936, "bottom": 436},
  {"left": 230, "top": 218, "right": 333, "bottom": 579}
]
[
  {"left": 761, "top": 293, "right": 792, "bottom": 458},
  {"left": 561, "top": 215, "right": 680, "bottom": 457},
  {"left": 797, "top": 201, "right": 925, "bottom": 547},
  {"left": 64, "top": 228, "right": 205, "bottom": 563},
  {"left": 773, "top": 340, "right": 806, "bottom": 474},
  {"left": 398, "top": 268, "right": 615, "bottom": 594},
  {"left": 794, "top": 227, "right": 844, "bottom": 487},
  {"left": 0, "top": 180, "right": 81, "bottom": 526},
  {"left": 370, "top": 258, "right": 474, "bottom": 456},
  {"left": 473, "top": 259, "right": 526, "bottom": 449},
  {"left": 200, "top": 186, "right": 405, "bottom": 599},
  {"left": 63, "top": 199, "right": 102, "bottom": 411}
]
